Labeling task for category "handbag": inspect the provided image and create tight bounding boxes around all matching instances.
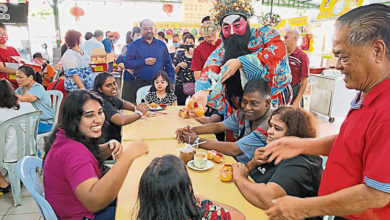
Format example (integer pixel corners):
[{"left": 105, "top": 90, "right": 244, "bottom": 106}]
[{"left": 183, "top": 82, "right": 195, "bottom": 95}]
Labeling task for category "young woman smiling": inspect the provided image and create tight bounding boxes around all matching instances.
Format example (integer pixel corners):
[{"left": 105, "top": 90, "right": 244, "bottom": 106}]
[
  {"left": 93, "top": 72, "right": 149, "bottom": 143},
  {"left": 43, "top": 90, "right": 149, "bottom": 219}
]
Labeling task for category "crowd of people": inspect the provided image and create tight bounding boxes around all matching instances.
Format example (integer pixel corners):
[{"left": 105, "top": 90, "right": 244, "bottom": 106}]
[{"left": 0, "top": 1, "right": 390, "bottom": 219}]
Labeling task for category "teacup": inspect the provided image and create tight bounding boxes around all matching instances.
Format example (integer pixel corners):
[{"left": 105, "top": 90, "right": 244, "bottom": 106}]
[{"left": 194, "top": 153, "right": 207, "bottom": 169}]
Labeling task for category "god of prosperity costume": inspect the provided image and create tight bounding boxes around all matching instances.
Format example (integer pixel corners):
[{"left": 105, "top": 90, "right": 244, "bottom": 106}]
[{"left": 195, "top": 0, "right": 291, "bottom": 117}]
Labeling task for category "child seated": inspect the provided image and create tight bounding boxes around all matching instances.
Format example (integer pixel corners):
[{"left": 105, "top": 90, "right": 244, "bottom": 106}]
[{"left": 145, "top": 71, "right": 177, "bottom": 106}]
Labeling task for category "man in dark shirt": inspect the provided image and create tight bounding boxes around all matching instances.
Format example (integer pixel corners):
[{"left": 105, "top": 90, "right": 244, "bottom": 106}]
[
  {"left": 284, "top": 29, "right": 309, "bottom": 107},
  {"left": 124, "top": 19, "right": 174, "bottom": 103}
]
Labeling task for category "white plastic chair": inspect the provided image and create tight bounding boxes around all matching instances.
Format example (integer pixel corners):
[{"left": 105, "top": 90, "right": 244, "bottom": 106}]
[
  {"left": 0, "top": 110, "right": 41, "bottom": 206},
  {"left": 136, "top": 85, "right": 152, "bottom": 105},
  {"left": 37, "top": 90, "right": 63, "bottom": 141}
]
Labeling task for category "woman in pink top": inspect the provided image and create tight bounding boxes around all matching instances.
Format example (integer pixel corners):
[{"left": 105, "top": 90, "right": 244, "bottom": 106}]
[{"left": 43, "top": 90, "right": 148, "bottom": 220}]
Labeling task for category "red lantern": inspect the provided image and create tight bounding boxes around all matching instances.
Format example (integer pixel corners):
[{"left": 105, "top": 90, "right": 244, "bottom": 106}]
[
  {"left": 70, "top": 4, "right": 85, "bottom": 21},
  {"left": 162, "top": 3, "right": 173, "bottom": 16}
]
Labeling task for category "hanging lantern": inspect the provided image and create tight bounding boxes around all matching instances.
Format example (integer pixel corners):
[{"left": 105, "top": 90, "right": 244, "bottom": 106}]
[
  {"left": 162, "top": 3, "right": 173, "bottom": 16},
  {"left": 70, "top": 4, "right": 85, "bottom": 21}
]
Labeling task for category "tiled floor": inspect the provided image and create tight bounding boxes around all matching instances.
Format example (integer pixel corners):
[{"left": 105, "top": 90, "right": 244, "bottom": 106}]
[
  {"left": 0, "top": 111, "right": 342, "bottom": 220},
  {"left": 0, "top": 187, "right": 41, "bottom": 220}
]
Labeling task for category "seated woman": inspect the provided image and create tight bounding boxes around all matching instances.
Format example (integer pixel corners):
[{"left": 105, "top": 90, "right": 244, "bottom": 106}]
[
  {"left": 15, "top": 66, "right": 54, "bottom": 134},
  {"left": 0, "top": 79, "right": 35, "bottom": 193},
  {"left": 144, "top": 71, "right": 177, "bottom": 106},
  {"left": 232, "top": 106, "right": 323, "bottom": 219},
  {"left": 137, "top": 154, "right": 245, "bottom": 220},
  {"left": 43, "top": 90, "right": 149, "bottom": 220},
  {"left": 93, "top": 72, "right": 149, "bottom": 142}
]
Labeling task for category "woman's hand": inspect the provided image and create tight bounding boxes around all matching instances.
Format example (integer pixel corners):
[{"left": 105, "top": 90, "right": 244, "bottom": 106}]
[
  {"left": 232, "top": 162, "right": 249, "bottom": 182},
  {"left": 178, "top": 62, "right": 188, "bottom": 69},
  {"left": 136, "top": 103, "right": 149, "bottom": 115},
  {"left": 108, "top": 140, "right": 122, "bottom": 160},
  {"left": 124, "top": 139, "right": 149, "bottom": 159}
]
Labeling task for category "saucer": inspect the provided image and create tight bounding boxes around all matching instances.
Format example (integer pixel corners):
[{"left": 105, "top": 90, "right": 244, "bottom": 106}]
[
  {"left": 149, "top": 105, "right": 165, "bottom": 111},
  {"left": 187, "top": 160, "right": 214, "bottom": 171}
]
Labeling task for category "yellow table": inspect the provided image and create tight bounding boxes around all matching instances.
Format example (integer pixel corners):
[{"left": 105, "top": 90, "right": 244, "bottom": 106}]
[
  {"left": 121, "top": 106, "right": 215, "bottom": 141},
  {"left": 115, "top": 140, "right": 268, "bottom": 220}
]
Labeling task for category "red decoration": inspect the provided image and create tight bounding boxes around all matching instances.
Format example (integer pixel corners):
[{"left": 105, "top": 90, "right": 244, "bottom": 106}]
[
  {"left": 6, "top": 0, "right": 10, "bottom": 3},
  {"left": 162, "top": 3, "right": 173, "bottom": 16},
  {"left": 25, "top": 0, "right": 29, "bottom": 4},
  {"left": 70, "top": 4, "right": 85, "bottom": 21}
]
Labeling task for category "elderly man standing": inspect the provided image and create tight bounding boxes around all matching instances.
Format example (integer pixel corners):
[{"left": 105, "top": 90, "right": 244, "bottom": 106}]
[
  {"left": 284, "top": 29, "right": 309, "bottom": 107},
  {"left": 124, "top": 19, "right": 174, "bottom": 103},
  {"left": 264, "top": 4, "right": 390, "bottom": 220}
]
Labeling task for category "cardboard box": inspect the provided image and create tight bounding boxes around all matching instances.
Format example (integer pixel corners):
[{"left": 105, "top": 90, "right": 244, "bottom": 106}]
[{"left": 89, "top": 48, "right": 109, "bottom": 72}]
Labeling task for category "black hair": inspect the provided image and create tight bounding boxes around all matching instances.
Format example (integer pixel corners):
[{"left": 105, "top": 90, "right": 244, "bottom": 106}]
[
  {"left": 32, "top": 52, "right": 43, "bottom": 59},
  {"left": 43, "top": 90, "right": 105, "bottom": 168},
  {"left": 84, "top": 32, "right": 93, "bottom": 40},
  {"left": 184, "top": 33, "right": 195, "bottom": 43},
  {"left": 17, "top": 65, "right": 43, "bottom": 85},
  {"left": 93, "top": 72, "right": 113, "bottom": 93},
  {"left": 198, "top": 37, "right": 205, "bottom": 41},
  {"left": 132, "top": 27, "right": 142, "bottom": 36},
  {"left": 136, "top": 155, "right": 202, "bottom": 220},
  {"left": 126, "top": 31, "right": 133, "bottom": 44},
  {"left": 105, "top": 31, "right": 111, "bottom": 37},
  {"left": 0, "top": 79, "right": 20, "bottom": 110},
  {"left": 243, "top": 79, "right": 271, "bottom": 98},
  {"left": 201, "top": 16, "right": 210, "bottom": 24},
  {"left": 149, "top": 71, "right": 172, "bottom": 93}
]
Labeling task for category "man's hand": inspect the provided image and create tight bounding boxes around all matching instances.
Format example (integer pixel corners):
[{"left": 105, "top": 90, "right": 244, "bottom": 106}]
[
  {"left": 181, "top": 130, "right": 198, "bottom": 144},
  {"left": 117, "top": 63, "right": 125, "bottom": 71},
  {"left": 263, "top": 136, "right": 304, "bottom": 165},
  {"left": 291, "top": 99, "right": 300, "bottom": 107},
  {"left": 221, "top": 59, "right": 242, "bottom": 83},
  {"left": 232, "top": 162, "right": 249, "bottom": 181},
  {"left": 145, "top": 57, "right": 156, "bottom": 66},
  {"left": 175, "top": 126, "right": 191, "bottom": 143},
  {"left": 266, "top": 196, "right": 308, "bottom": 220},
  {"left": 251, "top": 148, "right": 268, "bottom": 166}
]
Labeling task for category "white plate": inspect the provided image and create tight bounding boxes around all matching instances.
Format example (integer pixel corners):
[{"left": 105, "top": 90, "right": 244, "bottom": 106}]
[
  {"left": 149, "top": 105, "right": 164, "bottom": 111},
  {"left": 187, "top": 160, "right": 214, "bottom": 171}
]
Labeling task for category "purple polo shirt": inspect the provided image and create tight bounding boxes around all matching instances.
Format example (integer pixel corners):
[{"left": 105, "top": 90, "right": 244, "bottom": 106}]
[{"left": 288, "top": 47, "right": 309, "bottom": 85}]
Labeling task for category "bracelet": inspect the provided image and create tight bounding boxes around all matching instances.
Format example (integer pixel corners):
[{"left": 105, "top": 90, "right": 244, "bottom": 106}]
[{"left": 135, "top": 110, "right": 144, "bottom": 117}]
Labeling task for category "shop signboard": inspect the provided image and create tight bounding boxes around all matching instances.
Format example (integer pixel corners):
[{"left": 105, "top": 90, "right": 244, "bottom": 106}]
[
  {"left": 0, "top": 3, "right": 28, "bottom": 24},
  {"left": 316, "top": 0, "right": 363, "bottom": 20},
  {"left": 181, "top": 0, "right": 213, "bottom": 23}
]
